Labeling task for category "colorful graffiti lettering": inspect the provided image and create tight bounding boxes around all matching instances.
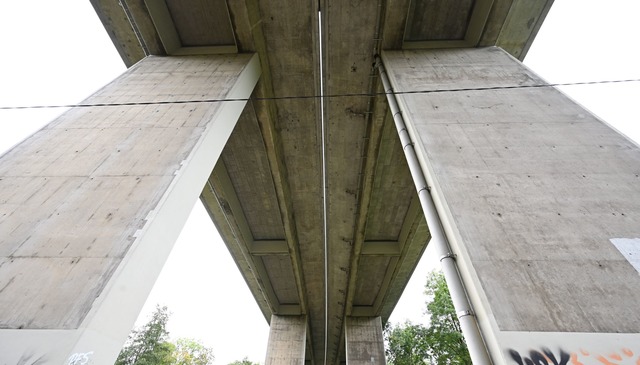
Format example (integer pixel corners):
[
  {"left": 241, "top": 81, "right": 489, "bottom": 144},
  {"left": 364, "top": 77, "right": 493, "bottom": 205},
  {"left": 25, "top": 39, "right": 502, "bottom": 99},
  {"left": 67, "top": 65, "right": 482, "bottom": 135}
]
[
  {"left": 508, "top": 348, "right": 640, "bottom": 365},
  {"left": 509, "top": 348, "right": 570, "bottom": 365}
]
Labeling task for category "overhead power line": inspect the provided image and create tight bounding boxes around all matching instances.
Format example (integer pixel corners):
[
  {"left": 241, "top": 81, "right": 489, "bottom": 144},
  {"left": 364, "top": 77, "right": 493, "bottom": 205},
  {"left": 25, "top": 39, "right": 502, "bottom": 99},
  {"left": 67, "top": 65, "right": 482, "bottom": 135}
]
[{"left": 0, "top": 78, "right": 639, "bottom": 111}]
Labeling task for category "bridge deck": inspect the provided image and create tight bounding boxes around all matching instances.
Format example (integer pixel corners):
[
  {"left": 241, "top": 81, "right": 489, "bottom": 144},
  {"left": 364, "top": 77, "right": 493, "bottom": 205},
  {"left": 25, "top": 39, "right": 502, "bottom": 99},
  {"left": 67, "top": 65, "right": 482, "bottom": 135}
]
[{"left": 91, "top": 0, "right": 552, "bottom": 362}]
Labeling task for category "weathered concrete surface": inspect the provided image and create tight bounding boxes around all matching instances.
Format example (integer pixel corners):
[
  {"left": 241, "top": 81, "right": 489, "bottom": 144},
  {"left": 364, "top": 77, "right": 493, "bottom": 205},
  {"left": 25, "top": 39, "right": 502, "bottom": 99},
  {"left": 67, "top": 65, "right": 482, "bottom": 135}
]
[
  {"left": 24, "top": 1, "right": 556, "bottom": 363},
  {"left": 0, "top": 53, "right": 259, "bottom": 364},
  {"left": 383, "top": 47, "right": 640, "bottom": 364},
  {"left": 345, "top": 317, "right": 386, "bottom": 365},
  {"left": 265, "top": 315, "right": 307, "bottom": 365}
]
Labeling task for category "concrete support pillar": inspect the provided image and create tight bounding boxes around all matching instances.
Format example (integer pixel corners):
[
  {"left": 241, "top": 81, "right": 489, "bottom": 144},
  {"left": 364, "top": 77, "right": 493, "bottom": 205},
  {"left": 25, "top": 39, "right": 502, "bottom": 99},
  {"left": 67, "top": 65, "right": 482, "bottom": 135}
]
[
  {"left": 265, "top": 315, "right": 307, "bottom": 365},
  {"left": 0, "top": 54, "right": 260, "bottom": 364},
  {"left": 345, "top": 317, "right": 386, "bottom": 365},
  {"left": 382, "top": 47, "right": 640, "bottom": 365}
]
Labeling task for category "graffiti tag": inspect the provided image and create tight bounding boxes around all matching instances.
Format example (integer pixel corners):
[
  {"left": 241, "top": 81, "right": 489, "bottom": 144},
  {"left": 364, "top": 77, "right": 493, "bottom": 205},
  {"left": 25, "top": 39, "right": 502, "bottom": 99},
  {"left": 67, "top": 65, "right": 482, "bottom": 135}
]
[
  {"left": 508, "top": 348, "right": 640, "bottom": 365},
  {"left": 67, "top": 351, "right": 93, "bottom": 365},
  {"left": 509, "top": 348, "right": 570, "bottom": 365}
]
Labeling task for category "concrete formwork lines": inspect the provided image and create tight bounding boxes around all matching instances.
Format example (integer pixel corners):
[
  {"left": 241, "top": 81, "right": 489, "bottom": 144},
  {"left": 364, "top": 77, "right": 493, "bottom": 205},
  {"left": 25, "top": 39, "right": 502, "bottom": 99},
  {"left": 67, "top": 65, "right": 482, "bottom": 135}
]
[
  {"left": 0, "top": 53, "right": 260, "bottom": 364},
  {"left": 383, "top": 47, "right": 640, "bottom": 365}
]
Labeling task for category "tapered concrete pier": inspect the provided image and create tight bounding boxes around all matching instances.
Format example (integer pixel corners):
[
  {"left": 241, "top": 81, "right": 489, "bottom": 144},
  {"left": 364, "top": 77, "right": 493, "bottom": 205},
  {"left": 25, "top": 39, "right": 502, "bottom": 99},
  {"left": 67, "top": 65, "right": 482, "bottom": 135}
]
[
  {"left": 382, "top": 47, "right": 640, "bottom": 363},
  {"left": 0, "top": 53, "right": 260, "bottom": 364}
]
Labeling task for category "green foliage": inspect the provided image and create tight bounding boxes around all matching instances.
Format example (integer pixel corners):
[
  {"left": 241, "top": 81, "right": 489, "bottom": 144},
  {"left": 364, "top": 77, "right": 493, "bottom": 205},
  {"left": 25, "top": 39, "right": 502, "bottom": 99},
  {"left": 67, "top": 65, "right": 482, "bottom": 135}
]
[
  {"left": 116, "top": 306, "right": 215, "bottom": 365},
  {"left": 227, "top": 357, "right": 260, "bottom": 365},
  {"left": 384, "top": 321, "right": 430, "bottom": 365},
  {"left": 384, "top": 271, "right": 471, "bottom": 365},
  {"left": 173, "top": 338, "right": 214, "bottom": 365},
  {"left": 116, "top": 305, "right": 175, "bottom": 365},
  {"left": 423, "top": 271, "right": 470, "bottom": 365}
]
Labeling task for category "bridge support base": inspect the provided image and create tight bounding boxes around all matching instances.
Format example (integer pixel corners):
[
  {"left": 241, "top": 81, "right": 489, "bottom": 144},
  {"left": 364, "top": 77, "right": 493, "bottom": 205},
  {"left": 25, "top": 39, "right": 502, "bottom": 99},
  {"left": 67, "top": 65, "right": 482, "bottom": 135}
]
[
  {"left": 345, "top": 317, "right": 386, "bottom": 365},
  {"left": 265, "top": 315, "right": 307, "bottom": 365}
]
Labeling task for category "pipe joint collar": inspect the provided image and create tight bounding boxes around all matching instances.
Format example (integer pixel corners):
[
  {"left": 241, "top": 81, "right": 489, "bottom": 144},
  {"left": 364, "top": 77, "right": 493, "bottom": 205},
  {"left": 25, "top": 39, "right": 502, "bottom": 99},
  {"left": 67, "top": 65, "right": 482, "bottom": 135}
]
[
  {"left": 439, "top": 252, "right": 457, "bottom": 262},
  {"left": 417, "top": 186, "right": 431, "bottom": 195},
  {"left": 457, "top": 310, "right": 474, "bottom": 319}
]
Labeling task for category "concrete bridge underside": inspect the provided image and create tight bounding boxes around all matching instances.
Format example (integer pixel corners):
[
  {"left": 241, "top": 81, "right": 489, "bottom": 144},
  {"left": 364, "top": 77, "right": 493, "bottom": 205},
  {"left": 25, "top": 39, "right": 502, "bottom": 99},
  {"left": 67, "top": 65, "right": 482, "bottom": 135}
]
[
  {"left": 90, "top": 0, "right": 552, "bottom": 362},
  {"left": 95, "top": 1, "right": 552, "bottom": 363}
]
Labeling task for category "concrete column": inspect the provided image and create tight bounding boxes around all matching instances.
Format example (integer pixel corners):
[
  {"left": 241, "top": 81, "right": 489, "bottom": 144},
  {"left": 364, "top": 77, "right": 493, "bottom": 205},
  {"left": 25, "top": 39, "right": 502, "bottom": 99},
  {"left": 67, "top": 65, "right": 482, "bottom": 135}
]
[
  {"left": 382, "top": 47, "right": 640, "bottom": 365},
  {"left": 265, "top": 315, "right": 307, "bottom": 365},
  {"left": 0, "top": 54, "right": 260, "bottom": 364},
  {"left": 345, "top": 317, "right": 386, "bottom": 365}
]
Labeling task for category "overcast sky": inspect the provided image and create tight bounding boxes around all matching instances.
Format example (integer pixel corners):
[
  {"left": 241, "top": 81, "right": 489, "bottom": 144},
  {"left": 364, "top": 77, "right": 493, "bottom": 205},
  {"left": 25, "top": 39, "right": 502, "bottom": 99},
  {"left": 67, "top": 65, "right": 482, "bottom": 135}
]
[{"left": 0, "top": 1, "right": 638, "bottom": 364}]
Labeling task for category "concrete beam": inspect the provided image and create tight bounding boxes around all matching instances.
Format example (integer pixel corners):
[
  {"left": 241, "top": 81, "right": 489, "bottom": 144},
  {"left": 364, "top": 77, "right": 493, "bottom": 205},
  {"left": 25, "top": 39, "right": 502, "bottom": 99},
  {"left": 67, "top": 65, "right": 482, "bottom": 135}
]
[
  {"left": 250, "top": 240, "right": 289, "bottom": 255},
  {"left": 0, "top": 54, "right": 260, "bottom": 364},
  {"left": 277, "top": 305, "right": 304, "bottom": 316},
  {"left": 90, "top": 0, "right": 146, "bottom": 66},
  {"left": 203, "top": 160, "right": 304, "bottom": 316},
  {"left": 360, "top": 241, "right": 401, "bottom": 256},
  {"left": 121, "top": 0, "right": 166, "bottom": 55},
  {"left": 377, "top": 200, "right": 430, "bottom": 320},
  {"left": 402, "top": 0, "right": 494, "bottom": 50},
  {"left": 345, "top": 317, "right": 386, "bottom": 365},
  {"left": 143, "top": 0, "right": 237, "bottom": 55},
  {"left": 202, "top": 161, "right": 281, "bottom": 317},
  {"left": 495, "top": 0, "right": 554, "bottom": 60},
  {"left": 240, "top": 0, "right": 310, "bottom": 319},
  {"left": 265, "top": 315, "right": 307, "bottom": 365},
  {"left": 344, "top": 87, "right": 390, "bottom": 320},
  {"left": 143, "top": 0, "right": 182, "bottom": 54}
]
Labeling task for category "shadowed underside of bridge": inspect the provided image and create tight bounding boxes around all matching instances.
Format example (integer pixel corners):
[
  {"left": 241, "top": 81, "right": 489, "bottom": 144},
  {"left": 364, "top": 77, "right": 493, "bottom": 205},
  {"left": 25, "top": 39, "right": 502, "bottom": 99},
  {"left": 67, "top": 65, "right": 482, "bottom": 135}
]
[{"left": 92, "top": 0, "right": 552, "bottom": 363}]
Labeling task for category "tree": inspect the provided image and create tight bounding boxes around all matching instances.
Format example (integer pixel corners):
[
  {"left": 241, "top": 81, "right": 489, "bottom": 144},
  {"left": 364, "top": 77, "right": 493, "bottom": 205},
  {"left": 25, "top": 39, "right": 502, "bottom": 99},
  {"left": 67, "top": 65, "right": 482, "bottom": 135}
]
[
  {"left": 115, "top": 306, "right": 215, "bottom": 365},
  {"left": 173, "top": 338, "right": 214, "bottom": 365},
  {"left": 384, "top": 321, "right": 431, "bottom": 365},
  {"left": 116, "top": 305, "right": 175, "bottom": 365},
  {"left": 384, "top": 271, "right": 471, "bottom": 365},
  {"left": 423, "top": 271, "right": 470, "bottom": 365},
  {"left": 228, "top": 357, "right": 260, "bottom": 365}
]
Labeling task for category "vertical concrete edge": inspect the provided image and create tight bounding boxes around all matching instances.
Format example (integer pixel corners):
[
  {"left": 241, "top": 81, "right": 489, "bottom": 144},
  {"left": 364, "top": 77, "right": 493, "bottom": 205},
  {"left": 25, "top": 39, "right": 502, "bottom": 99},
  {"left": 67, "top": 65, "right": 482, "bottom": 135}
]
[
  {"left": 65, "top": 53, "right": 261, "bottom": 365},
  {"left": 380, "top": 50, "right": 504, "bottom": 365}
]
